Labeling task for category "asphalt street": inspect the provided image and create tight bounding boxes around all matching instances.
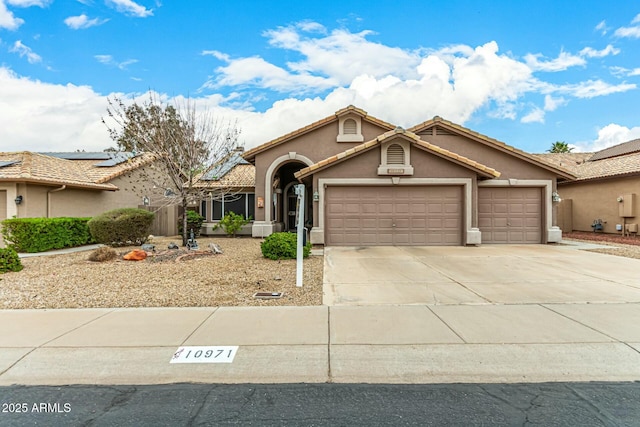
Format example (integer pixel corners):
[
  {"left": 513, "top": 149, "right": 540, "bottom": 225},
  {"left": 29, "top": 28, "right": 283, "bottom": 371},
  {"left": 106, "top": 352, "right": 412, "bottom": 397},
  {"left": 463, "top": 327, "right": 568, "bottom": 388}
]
[{"left": 2, "top": 382, "right": 639, "bottom": 426}]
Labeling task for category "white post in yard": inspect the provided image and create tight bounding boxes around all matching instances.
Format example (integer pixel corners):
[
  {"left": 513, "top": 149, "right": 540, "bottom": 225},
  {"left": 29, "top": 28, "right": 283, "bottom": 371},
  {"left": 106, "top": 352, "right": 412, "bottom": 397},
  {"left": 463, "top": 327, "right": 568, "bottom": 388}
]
[{"left": 294, "top": 184, "right": 305, "bottom": 287}]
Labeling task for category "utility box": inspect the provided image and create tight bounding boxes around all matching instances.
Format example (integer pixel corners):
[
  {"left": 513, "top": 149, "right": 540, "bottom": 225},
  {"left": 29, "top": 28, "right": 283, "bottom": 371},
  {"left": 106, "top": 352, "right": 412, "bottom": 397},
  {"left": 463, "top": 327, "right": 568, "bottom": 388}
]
[
  {"left": 626, "top": 223, "right": 638, "bottom": 233},
  {"left": 619, "top": 193, "right": 636, "bottom": 218}
]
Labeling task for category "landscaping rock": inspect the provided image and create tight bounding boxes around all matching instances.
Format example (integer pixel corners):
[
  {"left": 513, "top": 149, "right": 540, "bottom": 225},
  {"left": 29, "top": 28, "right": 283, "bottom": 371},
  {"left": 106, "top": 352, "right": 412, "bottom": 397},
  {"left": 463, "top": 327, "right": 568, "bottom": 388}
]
[
  {"left": 168, "top": 242, "right": 179, "bottom": 250},
  {"left": 123, "top": 249, "right": 148, "bottom": 261},
  {"left": 141, "top": 243, "right": 155, "bottom": 252},
  {"left": 208, "top": 243, "right": 223, "bottom": 254}
]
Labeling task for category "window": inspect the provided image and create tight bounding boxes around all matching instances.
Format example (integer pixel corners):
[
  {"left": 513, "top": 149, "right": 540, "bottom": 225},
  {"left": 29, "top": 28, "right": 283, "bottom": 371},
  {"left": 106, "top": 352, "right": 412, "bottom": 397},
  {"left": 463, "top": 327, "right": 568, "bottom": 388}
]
[
  {"left": 200, "top": 200, "right": 207, "bottom": 221},
  {"left": 211, "top": 193, "right": 255, "bottom": 220}
]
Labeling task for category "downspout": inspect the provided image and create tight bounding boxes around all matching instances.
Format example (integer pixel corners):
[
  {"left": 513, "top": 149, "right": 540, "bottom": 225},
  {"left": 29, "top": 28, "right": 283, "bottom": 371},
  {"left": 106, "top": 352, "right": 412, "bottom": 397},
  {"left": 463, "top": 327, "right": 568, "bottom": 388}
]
[{"left": 47, "top": 185, "right": 66, "bottom": 218}]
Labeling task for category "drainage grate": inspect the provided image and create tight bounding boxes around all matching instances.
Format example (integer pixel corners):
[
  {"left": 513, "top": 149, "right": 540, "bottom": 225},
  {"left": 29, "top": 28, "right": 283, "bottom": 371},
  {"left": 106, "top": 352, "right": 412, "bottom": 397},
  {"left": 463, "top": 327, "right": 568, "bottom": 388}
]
[{"left": 253, "top": 292, "right": 283, "bottom": 299}]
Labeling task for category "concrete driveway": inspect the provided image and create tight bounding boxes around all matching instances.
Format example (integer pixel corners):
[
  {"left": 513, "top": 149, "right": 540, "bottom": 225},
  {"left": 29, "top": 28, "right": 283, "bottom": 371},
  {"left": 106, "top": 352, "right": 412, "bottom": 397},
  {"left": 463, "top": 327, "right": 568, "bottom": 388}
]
[{"left": 323, "top": 243, "right": 640, "bottom": 305}]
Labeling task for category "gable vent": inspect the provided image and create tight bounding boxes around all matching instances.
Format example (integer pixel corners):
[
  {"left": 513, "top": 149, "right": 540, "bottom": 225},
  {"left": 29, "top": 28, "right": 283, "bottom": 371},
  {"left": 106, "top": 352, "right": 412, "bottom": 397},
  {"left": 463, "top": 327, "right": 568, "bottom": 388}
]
[
  {"left": 435, "top": 126, "right": 454, "bottom": 135},
  {"left": 387, "top": 144, "right": 405, "bottom": 164},
  {"left": 343, "top": 118, "right": 357, "bottom": 134}
]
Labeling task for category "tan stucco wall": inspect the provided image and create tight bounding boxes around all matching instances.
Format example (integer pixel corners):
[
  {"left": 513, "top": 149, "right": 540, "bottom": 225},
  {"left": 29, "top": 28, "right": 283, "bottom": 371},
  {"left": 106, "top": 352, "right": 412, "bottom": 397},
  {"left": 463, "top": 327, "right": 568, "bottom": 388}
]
[
  {"left": 311, "top": 145, "right": 479, "bottom": 227},
  {"left": 558, "top": 176, "right": 640, "bottom": 233},
  {"left": 418, "top": 133, "right": 556, "bottom": 180},
  {"left": 252, "top": 117, "right": 392, "bottom": 222}
]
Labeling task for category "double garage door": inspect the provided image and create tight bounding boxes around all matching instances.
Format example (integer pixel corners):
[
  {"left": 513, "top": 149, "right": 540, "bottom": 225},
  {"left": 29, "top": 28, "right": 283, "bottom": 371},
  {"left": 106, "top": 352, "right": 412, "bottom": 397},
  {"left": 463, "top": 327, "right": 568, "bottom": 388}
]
[
  {"left": 325, "top": 186, "right": 463, "bottom": 246},
  {"left": 325, "top": 185, "right": 543, "bottom": 246}
]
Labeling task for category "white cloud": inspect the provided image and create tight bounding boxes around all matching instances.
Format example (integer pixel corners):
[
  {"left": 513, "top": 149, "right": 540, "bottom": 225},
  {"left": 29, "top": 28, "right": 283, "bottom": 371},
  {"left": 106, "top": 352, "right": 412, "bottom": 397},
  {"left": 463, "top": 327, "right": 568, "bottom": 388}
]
[
  {"left": 0, "top": 0, "right": 24, "bottom": 30},
  {"left": 0, "top": 66, "right": 114, "bottom": 152},
  {"left": 524, "top": 51, "right": 585, "bottom": 72},
  {"left": 6, "top": 0, "right": 51, "bottom": 6},
  {"left": 595, "top": 20, "right": 608, "bottom": 35},
  {"left": 263, "top": 23, "right": 421, "bottom": 85},
  {"left": 203, "top": 55, "right": 338, "bottom": 94},
  {"left": 94, "top": 54, "right": 138, "bottom": 70},
  {"left": 64, "top": 14, "right": 107, "bottom": 29},
  {"left": 9, "top": 40, "right": 41, "bottom": 63},
  {"left": 579, "top": 44, "right": 620, "bottom": 58},
  {"left": 105, "top": 0, "right": 152, "bottom": 17},
  {"left": 575, "top": 123, "right": 640, "bottom": 152},
  {"left": 614, "top": 13, "right": 640, "bottom": 38},
  {"left": 552, "top": 79, "right": 636, "bottom": 98},
  {"left": 521, "top": 107, "right": 545, "bottom": 124},
  {"left": 543, "top": 95, "right": 567, "bottom": 111}
]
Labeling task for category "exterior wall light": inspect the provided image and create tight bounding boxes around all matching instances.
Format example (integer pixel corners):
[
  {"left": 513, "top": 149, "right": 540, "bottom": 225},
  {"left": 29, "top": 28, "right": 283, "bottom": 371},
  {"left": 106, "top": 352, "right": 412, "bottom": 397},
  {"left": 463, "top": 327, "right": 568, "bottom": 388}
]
[
  {"left": 551, "top": 191, "right": 561, "bottom": 203},
  {"left": 14, "top": 195, "right": 23, "bottom": 205},
  {"left": 313, "top": 190, "right": 319, "bottom": 201}
]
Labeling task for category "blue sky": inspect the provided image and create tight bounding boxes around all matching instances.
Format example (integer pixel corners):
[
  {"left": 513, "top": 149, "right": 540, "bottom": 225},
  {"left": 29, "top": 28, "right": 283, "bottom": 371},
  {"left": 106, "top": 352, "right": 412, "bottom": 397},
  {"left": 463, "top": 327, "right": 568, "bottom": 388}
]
[{"left": 1, "top": 0, "right": 639, "bottom": 154}]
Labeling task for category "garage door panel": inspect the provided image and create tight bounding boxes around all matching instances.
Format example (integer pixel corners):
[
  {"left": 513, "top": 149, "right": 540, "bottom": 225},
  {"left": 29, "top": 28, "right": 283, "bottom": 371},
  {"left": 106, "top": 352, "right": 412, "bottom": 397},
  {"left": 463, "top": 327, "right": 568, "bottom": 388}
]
[
  {"left": 478, "top": 187, "right": 542, "bottom": 244},
  {"left": 326, "top": 186, "right": 462, "bottom": 246}
]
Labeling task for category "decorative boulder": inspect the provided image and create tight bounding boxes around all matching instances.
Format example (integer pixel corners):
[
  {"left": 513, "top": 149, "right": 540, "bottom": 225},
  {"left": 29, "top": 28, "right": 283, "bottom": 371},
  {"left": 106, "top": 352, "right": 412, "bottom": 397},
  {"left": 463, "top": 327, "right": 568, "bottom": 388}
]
[
  {"left": 123, "top": 249, "right": 148, "bottom": 261},
  {"left": 168, "top": 242, "right": 179, "bottom": 250},
  {"left": 141, "top": 243, "right": 155, "bottom": 252},
  {"left": 208, "top": 243, "right": 223, "bottom": 254}
]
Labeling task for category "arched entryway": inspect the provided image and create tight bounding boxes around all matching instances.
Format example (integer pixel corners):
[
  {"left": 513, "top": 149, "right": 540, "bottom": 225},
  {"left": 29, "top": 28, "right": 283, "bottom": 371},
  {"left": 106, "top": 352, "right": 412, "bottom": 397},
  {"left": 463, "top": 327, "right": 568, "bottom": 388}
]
[{"left": 272, "top": 161, "right": 312, "bottom": 232}]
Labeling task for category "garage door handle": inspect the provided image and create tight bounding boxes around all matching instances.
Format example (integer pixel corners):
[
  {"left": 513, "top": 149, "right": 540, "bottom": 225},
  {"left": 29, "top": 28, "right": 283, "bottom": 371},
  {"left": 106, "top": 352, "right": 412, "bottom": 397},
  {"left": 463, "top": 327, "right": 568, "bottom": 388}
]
[{"left": 392, "top": 223, "right": 396, "bottom": 227}]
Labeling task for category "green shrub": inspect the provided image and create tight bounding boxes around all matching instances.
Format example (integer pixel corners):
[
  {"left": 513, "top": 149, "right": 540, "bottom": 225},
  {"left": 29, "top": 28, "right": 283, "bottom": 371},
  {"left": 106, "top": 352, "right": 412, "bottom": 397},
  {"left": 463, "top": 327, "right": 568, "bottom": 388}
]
[
  {"left": 261, "top": 232, "right": 311, "bottom": 260},
  {"left": 0, "top": 247, "right": 23, "bottom": 273},
  {"left": 215, "top": 211, "right": 251, "bottom": 237},
  {"left": 178, "top": 210, "right": 205, "bottom": 237},
  {"left": 1, "top": 217, "right": 93, "bottom": 253},
  {"left": 87, "top": 208, "right": 154, "bottom": 246}
]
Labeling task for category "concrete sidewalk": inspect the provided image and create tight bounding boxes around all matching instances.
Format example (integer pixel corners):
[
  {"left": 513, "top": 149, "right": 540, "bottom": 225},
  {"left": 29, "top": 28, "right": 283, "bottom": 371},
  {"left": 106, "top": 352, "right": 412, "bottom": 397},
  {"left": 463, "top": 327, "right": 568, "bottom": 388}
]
[{"left": 2, "top": 304, "right": 640, "bottom": 385}]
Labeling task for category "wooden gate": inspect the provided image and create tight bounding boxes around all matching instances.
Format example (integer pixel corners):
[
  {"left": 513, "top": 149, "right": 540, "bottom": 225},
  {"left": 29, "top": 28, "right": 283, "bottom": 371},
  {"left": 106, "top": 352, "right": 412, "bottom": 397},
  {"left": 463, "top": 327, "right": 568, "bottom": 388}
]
[{"left": 138, "top": 205, "right": 179, "bottom": 236}]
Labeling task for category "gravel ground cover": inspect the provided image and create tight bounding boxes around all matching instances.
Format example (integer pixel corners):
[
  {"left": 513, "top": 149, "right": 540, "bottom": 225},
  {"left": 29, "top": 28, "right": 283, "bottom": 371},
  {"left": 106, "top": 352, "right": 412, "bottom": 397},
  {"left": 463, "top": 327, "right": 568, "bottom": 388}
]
[
  {"left": 562, "top": 231, "right": 640, "bottom": 260},
  {"left": 0, "top": 236, "right": 323, "bottom": 309}
]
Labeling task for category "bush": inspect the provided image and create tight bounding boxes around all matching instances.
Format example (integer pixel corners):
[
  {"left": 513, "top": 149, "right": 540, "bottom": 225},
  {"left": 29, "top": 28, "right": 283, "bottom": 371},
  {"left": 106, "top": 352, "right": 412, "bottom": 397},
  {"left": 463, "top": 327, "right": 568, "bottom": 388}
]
[
  {"left": 0, "top": 247, "right": 23, "bottom": 273},
  {"left": 178, "top": 210, "right": 205, "bottom": 237},
  {"left": 1, "top": 217, "right": 93, "bottom": 253},
  {"left": 215, "top": 211, "right": 251, "bottom": 237},
  {"left": 88, "top": 208, "right": 154, "bottom": 246},
  {"left": 261, "top": 232, "right": 311, "bottom": 260},
  {"left": 87, "top": 246, "right": 118, "bottom": 262}
]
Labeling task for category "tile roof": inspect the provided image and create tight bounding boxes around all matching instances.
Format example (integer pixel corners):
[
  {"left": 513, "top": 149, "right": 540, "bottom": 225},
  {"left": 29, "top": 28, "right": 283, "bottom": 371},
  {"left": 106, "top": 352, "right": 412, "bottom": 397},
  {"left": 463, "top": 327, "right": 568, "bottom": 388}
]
[
  {"left": 409, "top": 116, "right": 576, "bottom": 180},
  {"left": 242, "top": 105, "right": 396, "bottom": 161},
  {"left": 294, "top": 127, "right": 501, "bottom": 180},
  {"left": 0, "top": 151, "right": 157, "bottom": 190},
  {"left": 537, "top": 151, "right": 640, "bottom": 182},
  {"left": 191, "top": 164, "right": 255, "bottom": 189},
  {"left": 589, "top": 138, "right": 640, "bottom": 161}
]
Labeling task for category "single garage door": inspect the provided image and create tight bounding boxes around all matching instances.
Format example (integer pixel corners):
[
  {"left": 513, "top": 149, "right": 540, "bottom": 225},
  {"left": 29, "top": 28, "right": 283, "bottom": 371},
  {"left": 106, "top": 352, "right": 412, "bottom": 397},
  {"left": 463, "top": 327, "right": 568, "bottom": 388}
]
[
  {"left": 325, "top": 186, "right": 462, "bottom": 246},
  {"left": 478, "top": 187, "right": 542, "bottom": 243}
]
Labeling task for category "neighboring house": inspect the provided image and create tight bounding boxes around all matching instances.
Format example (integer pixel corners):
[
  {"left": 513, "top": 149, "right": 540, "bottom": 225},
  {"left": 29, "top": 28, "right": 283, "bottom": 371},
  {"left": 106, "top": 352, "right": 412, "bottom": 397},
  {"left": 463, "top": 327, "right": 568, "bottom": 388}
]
[
  {"left": 243, "top": 105, "right": 575, "bottom": 246},
  {"left": 191, "top": 150, "right": 256, "bottom": 236},
  {"left": 536, "top": 138, "right": 640, "bottom": 235},
  {"left": 0, "top": 151, "right": 178, "bottom": 236}
]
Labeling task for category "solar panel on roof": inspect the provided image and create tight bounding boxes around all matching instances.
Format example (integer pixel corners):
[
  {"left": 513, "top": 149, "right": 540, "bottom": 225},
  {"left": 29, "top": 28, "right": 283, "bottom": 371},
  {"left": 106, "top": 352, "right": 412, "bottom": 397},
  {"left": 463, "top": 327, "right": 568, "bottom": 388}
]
[
  {"left": 202, "top": 152, "right": 249, "bottom": 180},
  {"left": 94, "top": 152, "right": 135, "bottom": 167},
  {"left": 41, "top": 152, "right": 113, "bottom": 160},
  {"left": 0, "top": 160, "right": 19, "bottom": 168}
]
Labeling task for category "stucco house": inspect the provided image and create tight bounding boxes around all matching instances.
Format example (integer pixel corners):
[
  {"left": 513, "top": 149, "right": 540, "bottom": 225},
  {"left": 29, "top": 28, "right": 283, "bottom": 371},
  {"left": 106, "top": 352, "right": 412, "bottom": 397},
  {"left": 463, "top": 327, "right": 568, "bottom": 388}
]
[
  {"left": 537, "top": 138, "right": 640, "bottom": 235},
  {"left": 0, "top": 151, "right": 178, "bottom": 236},
  {"left": 242, "top": 105, "right": 575, "bottom": 246}
]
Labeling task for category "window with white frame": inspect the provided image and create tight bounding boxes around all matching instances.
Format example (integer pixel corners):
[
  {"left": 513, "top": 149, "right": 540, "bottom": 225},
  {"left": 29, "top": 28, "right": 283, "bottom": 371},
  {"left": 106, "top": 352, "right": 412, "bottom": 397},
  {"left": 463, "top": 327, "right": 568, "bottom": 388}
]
[{"left": 211, "top": 193, "right": 255, "bottom": 220}]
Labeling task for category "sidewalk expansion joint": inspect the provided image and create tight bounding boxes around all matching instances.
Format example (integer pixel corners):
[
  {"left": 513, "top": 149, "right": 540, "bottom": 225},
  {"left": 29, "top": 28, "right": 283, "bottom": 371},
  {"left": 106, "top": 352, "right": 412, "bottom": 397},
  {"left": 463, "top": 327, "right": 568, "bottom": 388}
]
[{"left": 179, "top": 307, "right": 219, "bottom": 346}]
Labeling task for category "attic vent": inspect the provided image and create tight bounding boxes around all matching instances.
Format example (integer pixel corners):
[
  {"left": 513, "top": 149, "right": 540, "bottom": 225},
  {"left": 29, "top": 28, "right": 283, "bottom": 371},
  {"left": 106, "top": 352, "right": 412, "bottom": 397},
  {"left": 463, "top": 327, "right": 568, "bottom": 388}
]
[
  {"left": 387, "top": 144, "right": 405, "bottom": 164},
  {"left": 343, "top": 118, "right": 357, "bottom": 134},
  {"left": 435, "top": 126, "right": 453, "bottom": 136}
]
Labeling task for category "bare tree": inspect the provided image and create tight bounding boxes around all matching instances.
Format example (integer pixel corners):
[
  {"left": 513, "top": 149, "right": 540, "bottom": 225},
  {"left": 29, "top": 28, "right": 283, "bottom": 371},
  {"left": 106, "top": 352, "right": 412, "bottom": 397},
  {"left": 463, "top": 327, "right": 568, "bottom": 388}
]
[{"left": 103, "top": 92, "right": 242, "bottom": 245}]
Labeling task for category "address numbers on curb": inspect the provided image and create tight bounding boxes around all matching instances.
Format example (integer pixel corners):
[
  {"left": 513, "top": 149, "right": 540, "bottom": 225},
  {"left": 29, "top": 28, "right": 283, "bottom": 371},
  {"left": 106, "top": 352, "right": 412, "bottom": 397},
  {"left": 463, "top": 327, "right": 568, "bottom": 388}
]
[{"left": 170, "top": 346, "right": 238, "bottom": 364}]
